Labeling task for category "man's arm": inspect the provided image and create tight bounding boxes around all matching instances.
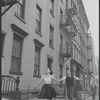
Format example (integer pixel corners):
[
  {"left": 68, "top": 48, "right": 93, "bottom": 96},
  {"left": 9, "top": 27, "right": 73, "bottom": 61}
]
[
  {"left": 74, "top": 76, "right": 83, "bottom": 81},
  {"left": 52, "top": 75, "right": 59, "bottom": 81},
  {"left": 58, "top": 76, "right": 66, "bottom": 81}
]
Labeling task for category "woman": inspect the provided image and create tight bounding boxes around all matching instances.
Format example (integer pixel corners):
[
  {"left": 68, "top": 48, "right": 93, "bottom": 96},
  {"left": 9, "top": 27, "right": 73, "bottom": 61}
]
[{"left": 33, "top": 68, "right": 58, "bottom": 100}]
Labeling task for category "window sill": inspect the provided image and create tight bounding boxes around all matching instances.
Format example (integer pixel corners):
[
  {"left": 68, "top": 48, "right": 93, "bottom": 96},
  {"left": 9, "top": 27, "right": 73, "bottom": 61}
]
[
  {"left": 50, "top": 10, "right": 55, "bottom": 18},
  {"left": 33, "top": 74, "right": 41, "bottom": 78},
  {"left": 9, "top": 70, "right": 23, "bottom": 76},
  {"left": 14, "top": 13, "right": 26, "bottom": 24},
  {"left": 49, "top": 46, "right": 54, "bottom": 50},
  {"left": 35, "top": 29, "right": 42, "bottom": 37}
]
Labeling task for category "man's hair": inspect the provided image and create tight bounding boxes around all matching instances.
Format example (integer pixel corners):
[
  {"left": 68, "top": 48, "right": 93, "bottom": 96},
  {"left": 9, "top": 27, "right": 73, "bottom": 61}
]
[
  {"left": 50, "top": 71, "right": 53, "bottom": 75},
  {"left": 66, "top": 67, "right": 69, "bottom": 70}
]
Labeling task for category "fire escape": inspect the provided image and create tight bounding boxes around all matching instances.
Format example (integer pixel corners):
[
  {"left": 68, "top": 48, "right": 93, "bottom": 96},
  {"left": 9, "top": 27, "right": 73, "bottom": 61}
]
[
  {"left": 59, "top": 3, "right": 78, "bottom": 62},
  {"left": 0, "top": 0, "right": 18, "bottom": 16}
]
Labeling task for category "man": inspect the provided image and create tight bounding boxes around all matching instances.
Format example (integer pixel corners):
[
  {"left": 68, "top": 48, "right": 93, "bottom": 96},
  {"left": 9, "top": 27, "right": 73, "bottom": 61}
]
[
  {"left": 58, "top": 70, "right": 83, "bottom": 100},
  {"left": 90, "top": 80, "right": 97, "bottom": 100}
]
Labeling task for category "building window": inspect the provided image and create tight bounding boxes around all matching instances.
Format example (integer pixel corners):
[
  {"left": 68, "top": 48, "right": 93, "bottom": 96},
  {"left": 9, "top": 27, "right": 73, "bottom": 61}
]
[
  {"left": 36, "top": 5, "right": 42, "bottom": 33},
  {"left": 34, "top": 39, "right": 44, "bottom": 77},
  {"left": 11, "top": 34, "right": 22, "bottom": 73},
  {"left": 60, "top": 36, "right": 63, "bottom": 53},
  {"left": 49, "top": 25, "right": 54, "bottom": 48},
  {"left": 50, "top": 0, "right": 54, "bottom": 14},
  {"left": 66, "top": 42, "right": 68, "bottom": 53},
  {"left": 60, "top": 9, "right": 63, "bottom": 15},
  {"left": 10, "top": 24, "right": 29, "bottom": 75},
  {"left": 74, "top": 35, "right": 77, "bottom": 41},
  {"left": 71, "top": 0, "right": 73, "bottom": 7},
  {"left": 47, "top": 58, "right": 53, "bottom": 71},
  {"left": 73, "top": 46, "right": 75, "bottom": 59},
  {"left": 66, "top": 42, "right": 72, "bottom": 55},
  {"left": 16, "top": 0, "right": 25, "bottom": 19},
  {"left": 59, "top": 65, "right": 63, "bottom": 79},
  {"left": 74, "top": 46, "right": 77, "bottom": 60},
  {"left": 34, "top": 46, "right": 41, "bottom": 77},
  {"left": 66, "top": 0, "right": 68, "bottom": 8},
  {"left": 60, "top": 9, "right": 63, "bottom": 22},
  {"left": 79, "top": 52, "right": 81, "bottom": 63},
  {"left": 1, "top": 34, "right": 5, "bottom": 57},
  {"left": 76, "top": 67, "right": 80, "bottom": 77},
  {"left": 76, "top": 67, "right": 80, "bottom": 84}
]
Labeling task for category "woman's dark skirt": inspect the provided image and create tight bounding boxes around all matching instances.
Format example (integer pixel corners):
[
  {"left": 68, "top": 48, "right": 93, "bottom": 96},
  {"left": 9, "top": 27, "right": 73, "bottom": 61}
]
[{"left": 37, "top": 84, "right": 56, "bottom": 99}]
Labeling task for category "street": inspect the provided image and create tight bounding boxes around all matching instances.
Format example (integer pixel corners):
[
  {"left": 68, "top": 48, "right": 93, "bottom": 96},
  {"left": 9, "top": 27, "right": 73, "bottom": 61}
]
[
  {"left": 28, "top": 94, "right": 99, "bottom": 100},
  {"left": 85, "top": 94, "right": 99, "bottom": 100},
  {"left": 2, "top": 94, "right": 99, "bottom": 100}
]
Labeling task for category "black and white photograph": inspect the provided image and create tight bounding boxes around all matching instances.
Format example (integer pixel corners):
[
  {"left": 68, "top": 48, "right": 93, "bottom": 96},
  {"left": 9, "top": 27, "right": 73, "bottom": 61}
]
[{"left": 0, "top": 0, "right": 99, "bottom": 100}]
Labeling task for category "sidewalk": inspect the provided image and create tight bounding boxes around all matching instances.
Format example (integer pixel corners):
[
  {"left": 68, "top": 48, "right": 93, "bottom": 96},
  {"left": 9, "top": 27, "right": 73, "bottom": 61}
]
[
  {"left": 28, "top": 98, "right": 66, "bottom": 100},
  {"left": 85, "top": 94, "right": 99, "bottom": 100}
]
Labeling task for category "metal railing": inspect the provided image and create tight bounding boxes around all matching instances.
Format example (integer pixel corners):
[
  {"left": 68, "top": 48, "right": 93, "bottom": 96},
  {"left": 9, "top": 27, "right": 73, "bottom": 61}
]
[{"left": 1, "top": 75, "right": 21, "bottom": 100}]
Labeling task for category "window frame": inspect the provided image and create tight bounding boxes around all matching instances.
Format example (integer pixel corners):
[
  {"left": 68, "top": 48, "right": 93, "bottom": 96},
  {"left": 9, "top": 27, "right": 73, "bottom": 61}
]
[
  {"left": 59, "top": 64, "right": 63, "bottom": 79},
  {"left": 10, "top": 34, "right": 23, "bottom": 75},
  {"left": 10, "top": 24, "right": 29, "bottom": 75},
  {"left": 33, "top": 39, "right": 44, "bottom": 78},
  {"left": 15, "top": 0, "right": 25, "bottom": 19},
  {"left": 50, "top": 0, "right": 54, "bottom": 15},
  {"left": 1, "top": 32, "right": 6, "bottom": 57},
  {"left": 47, "top": 58, "right": 53, "bottom": 71},
  {"left": 35, "top": 5, "right": 42, "bottom": 34},
  {"left": 49, "top": 25, "right": 54, "bottom": 49},
  {"left": 60, "top": 36, "right": 63, "bottom": 53},
  {"left": 34, "top": 45, "right": 41, "bottom": 77}
]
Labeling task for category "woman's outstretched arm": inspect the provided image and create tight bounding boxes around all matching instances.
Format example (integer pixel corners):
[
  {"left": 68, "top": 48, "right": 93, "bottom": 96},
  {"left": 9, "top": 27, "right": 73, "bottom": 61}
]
[
  {"left": 51, "top": 75, "right": 58, "bottom": 81},
  {"left": 52, "top": 77, "right": 59, "bottom": 81}
]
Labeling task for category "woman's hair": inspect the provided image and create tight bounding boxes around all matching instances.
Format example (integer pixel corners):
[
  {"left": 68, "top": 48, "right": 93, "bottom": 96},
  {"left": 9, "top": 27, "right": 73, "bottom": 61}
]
[{"left": 45, "top": 68, "right": 51, "bottom": 74}]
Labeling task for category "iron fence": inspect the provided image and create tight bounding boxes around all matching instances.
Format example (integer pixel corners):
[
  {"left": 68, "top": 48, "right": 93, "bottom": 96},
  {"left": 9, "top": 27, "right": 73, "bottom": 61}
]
[{"left": 1, "top": 75, "right": 21, "bottom": 100}]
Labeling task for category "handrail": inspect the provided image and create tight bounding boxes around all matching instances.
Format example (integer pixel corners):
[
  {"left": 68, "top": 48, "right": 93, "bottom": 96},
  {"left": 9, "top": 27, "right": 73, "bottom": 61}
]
[
  {"left": 2, "top": 75, "right": 16, "bottom": 80},
  {"left": 1, "top": 75, "right": 20, "bottom": 100}
]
